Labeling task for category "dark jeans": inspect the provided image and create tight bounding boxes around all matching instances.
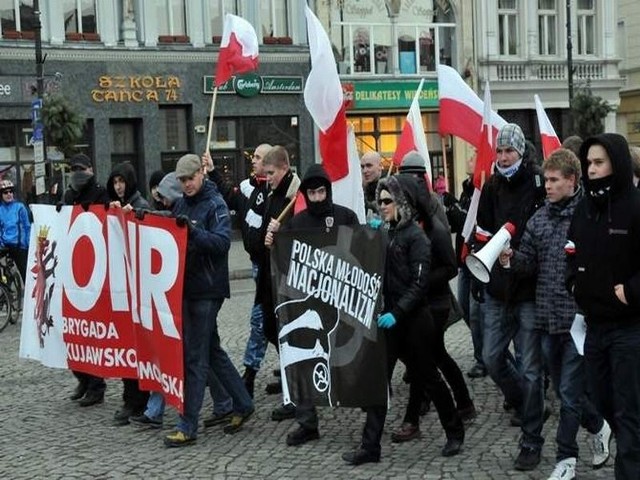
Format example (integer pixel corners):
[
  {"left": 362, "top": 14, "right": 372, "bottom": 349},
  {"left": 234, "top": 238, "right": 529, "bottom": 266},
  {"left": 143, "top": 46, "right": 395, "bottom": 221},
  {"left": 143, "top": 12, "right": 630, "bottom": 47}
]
[
  {"left": 177, "top": 298, "right": 253, "bottom": 437},
  {"left": 542, "top": 332, "right": 603, "bottom": 461},
  {"left": 360, "top": 307, "right": 464, "bottom": 455},
  {"left": 585, "top": 322, "right": 640, "bottom": 479},
  {"left": 72, "top": 371, "right": 105, "bottom": 395},
  {"left": 122, "top": 378, "right": 149, "bottom": 412},
  {"left": 482, "top": 294, "right": 523, "bottom": 409},
  {"left": 431, "top": 307, "right": 473, "bottom": 410},
  {"left": 457, "top": 266, "right": 485, "bottom": 367}
]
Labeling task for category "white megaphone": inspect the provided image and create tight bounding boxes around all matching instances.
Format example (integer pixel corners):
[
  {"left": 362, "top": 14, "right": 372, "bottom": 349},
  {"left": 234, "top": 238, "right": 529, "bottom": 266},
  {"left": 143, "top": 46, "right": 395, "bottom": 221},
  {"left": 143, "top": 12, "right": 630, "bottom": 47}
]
[{"left": 466, "top": 222, "right": 516, "bottom": 284}]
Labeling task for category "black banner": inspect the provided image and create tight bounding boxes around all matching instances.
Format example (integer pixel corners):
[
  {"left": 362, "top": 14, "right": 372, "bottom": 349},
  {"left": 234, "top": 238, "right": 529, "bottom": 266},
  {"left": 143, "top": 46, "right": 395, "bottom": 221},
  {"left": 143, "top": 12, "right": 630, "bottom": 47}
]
[{"left": 271, "top": 225, "right": 387, "bottom": 408}]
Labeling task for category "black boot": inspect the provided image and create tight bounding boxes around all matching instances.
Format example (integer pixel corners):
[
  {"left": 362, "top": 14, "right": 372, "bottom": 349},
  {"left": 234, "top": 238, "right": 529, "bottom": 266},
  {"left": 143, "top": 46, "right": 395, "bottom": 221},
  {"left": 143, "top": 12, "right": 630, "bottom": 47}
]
[{"left": 242, "top": 367, "right": 257, "bottom": 399}]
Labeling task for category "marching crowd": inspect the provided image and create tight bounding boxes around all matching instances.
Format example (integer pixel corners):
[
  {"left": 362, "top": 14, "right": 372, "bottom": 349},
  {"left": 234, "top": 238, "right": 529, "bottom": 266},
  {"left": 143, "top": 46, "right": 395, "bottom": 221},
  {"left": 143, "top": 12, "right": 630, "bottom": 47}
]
[{"left": 5, "top": 121, "right": 640, "bottom": 479}]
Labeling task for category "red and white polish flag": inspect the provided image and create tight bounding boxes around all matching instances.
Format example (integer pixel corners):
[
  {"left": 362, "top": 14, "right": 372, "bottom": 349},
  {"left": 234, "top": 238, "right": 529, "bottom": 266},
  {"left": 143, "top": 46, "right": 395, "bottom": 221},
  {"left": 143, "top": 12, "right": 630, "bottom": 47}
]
[
  {"left": 303, "top": 6, "right": 365, "bottom": 223},
  {"left": 437, "top": 64, "right": 506, "bottom": 148},
  {"left": 392, "top": 78, "right": 432, "bottom": 180},
  {"left": 534, "top": 94, "right": 561, "bottom": 160},
  {"left": 215, "top": 14, "right": 259, "bottom": 87},
  {"left": 462, "top": 80, "right": 496, "bottom": 242}
]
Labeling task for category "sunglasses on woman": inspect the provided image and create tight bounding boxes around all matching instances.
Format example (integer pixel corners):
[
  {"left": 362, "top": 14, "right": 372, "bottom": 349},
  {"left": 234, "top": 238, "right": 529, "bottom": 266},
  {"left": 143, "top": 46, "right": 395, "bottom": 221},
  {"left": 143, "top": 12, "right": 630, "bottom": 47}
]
[{"left": 378, "top": 198, "right": 393, "bottom": 206}]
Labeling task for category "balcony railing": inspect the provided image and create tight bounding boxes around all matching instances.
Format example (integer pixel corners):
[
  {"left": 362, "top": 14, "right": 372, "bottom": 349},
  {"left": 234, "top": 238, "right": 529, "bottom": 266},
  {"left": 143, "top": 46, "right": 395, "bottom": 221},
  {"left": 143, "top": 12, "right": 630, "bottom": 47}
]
[
  {"left": 494, "top": 60, "right": 608, "bottom": 82},
  {"left": 334, "top": 21, "right": 456, "bottom": 76}
]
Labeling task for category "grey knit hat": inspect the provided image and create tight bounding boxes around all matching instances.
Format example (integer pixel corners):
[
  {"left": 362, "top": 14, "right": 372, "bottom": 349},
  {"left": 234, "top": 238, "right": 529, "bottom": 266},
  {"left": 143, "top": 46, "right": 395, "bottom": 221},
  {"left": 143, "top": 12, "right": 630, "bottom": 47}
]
[
  {"left": 157, "top": 172, "right": 183, "bottom": 205},
  {"left": 496, "top": 123, "right": 526, "bottom": 157},
  {"left": 399, "top": 151, "right": 426, "bottom": 174}
]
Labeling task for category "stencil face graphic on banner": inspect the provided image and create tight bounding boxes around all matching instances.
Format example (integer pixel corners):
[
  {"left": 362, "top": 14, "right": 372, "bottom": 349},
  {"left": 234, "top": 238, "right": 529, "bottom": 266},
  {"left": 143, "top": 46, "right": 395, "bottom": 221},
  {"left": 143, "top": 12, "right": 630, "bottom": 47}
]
[
  {"left": 30, "top": 225, "right": 58, "bottom": 348},
  {"left": 272, "top": 226, "right": 388, "bottom": 409}
]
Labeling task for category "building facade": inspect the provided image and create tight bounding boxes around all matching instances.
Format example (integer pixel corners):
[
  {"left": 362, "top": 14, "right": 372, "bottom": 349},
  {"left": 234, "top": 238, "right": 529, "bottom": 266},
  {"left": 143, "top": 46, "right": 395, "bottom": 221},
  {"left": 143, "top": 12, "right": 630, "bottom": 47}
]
[
  {"left": 617, "top": 0, "right": 640, "bottom": 145},
  {"left": 0, "top": 0, "right": 312, "bottom": 203}
]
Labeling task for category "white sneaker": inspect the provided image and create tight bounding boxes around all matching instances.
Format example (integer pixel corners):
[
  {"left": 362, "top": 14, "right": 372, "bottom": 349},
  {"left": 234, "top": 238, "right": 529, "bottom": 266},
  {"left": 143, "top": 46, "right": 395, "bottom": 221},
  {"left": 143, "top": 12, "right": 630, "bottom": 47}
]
[
  {"left": 592, "top": 420, "right": 612, "bottom": 469},
  {"left": 547, "top": 457, "right": 576, "bottom": 480}
]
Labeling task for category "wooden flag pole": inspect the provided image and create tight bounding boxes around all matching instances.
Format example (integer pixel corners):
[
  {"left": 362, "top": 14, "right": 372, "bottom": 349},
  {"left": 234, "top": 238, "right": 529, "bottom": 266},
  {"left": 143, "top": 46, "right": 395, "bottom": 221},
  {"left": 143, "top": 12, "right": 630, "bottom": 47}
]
[
  {"left": 441, "top": 136, "right": 449, "bottom": 190},
  {"left": 387, "top": 158, "right": 395, "bottom": 177},
  {"left": 276, "top": 194, "right": 298, "bottom": 223},
  {"left": 205, "top": 86, "right": 219, "bottom": 153}
]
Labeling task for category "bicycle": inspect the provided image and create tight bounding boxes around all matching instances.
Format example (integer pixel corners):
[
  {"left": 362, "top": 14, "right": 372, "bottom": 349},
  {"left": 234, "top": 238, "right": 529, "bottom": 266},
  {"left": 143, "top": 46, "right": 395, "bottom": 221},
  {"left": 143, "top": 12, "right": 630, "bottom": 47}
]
[
  {"left": 0, "top": 282, "right": 12, "bottom": 333},
  {"left": 0, "top": 248, "right": 24, "bottom": 325}
]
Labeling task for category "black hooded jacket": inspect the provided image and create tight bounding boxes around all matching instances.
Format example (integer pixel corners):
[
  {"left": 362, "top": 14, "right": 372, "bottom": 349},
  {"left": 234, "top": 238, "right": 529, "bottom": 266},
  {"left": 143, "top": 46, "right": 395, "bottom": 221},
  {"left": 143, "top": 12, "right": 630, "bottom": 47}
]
[
  {"left": 476, "top": 156, "right": 545, "bottom": 302},
  {"left": 566, "top": 133, "right": 640, "bottom": 325},
  {"left": 63, "top": 175, "right": 109, "bottom": 206},
  {"left": 286, "top": 163, "right": 359, "bottom": 229},
  {"left": 377, "top": 175, "right": 431, "bottom": 321},
  {"left": 107, "top": 162, "right": 149, "bottom": 209}
]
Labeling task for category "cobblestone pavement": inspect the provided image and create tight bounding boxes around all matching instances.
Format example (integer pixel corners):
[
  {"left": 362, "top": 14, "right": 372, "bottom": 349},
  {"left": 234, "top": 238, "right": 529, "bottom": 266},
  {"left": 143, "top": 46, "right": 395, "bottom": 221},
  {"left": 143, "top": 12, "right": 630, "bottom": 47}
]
[{"left": 1, "top": 277, "right": 615, "bottom": 479}]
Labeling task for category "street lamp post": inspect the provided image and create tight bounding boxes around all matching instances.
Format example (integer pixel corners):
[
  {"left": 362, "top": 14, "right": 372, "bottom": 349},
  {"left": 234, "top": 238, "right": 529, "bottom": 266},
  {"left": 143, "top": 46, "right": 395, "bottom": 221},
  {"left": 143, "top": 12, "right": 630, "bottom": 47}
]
[
  {"left": 33, "top": 0, "right": 49, "bottom": 199},
  {"left": 566, "top": 0, "right": 574, "bottom": 132}
]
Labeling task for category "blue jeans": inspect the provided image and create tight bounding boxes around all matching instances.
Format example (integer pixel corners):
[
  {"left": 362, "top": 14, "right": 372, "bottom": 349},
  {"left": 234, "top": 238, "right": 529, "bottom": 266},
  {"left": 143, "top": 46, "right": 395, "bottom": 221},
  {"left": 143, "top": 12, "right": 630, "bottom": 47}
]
[
  {"left": 542, "top": 332, "right": 603, "bottom": 461},
  {"left": 517, "top": 307, "right": 544, "bottom": 450},
  {"left": 144, "top": 372, "right": 234, "bottom": 421},
  {"left": 482, "top": 294, "right": 524, "bottom": 410},
  {"left": 243, "top": 261, "right": 267, "bottom": 371},
  {"left": 457, "top": 267, "right": 485, "bottom": 366},
  {"left": 177, "top": 298, "right": 253, "bottom": 437},
  {"left": 585, "top": 322, "right": 640, "bottom": 479}
]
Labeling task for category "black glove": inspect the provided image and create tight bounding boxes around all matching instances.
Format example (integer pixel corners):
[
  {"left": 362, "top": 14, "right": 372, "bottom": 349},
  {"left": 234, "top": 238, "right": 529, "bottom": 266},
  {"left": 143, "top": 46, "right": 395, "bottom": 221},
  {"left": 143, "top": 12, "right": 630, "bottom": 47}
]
[
  {"left": 471, "top": 279, "right": 485, "bottom": 304},
  {"left": 80, "top": 202, "right": 91, "bottom": 212},
  {"left": 176, "top": 214, "right": 192, "bottom": 229},
  {"left": 134, "top": 209, "right": 146, "bottom": 220},
  {"left": 55, "top": 201, "right": 64, "bottom": 212}
]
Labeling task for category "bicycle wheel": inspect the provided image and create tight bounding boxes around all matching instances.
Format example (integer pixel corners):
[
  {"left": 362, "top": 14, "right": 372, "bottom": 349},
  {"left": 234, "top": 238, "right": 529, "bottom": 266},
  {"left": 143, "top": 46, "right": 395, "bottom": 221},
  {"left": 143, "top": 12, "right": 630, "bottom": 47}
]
[
  {"left": 0, "top": 285, "right": 13, "bottom": 333},
  {"left": 7, "top": 268, "right": 23, "bottom": 324}
]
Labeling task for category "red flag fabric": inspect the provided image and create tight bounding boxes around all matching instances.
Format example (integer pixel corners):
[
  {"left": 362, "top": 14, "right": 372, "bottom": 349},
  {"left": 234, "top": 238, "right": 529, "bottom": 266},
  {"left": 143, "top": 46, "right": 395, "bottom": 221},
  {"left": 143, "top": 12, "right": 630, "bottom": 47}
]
[
  {"left": 437, "top": 64, "right": 507, "bottom": 147},
  {"left": 392, "top": 79, "right": 432, "bottom": 179},
  {"left": 534, "top": 94, "right": 562, "bottom": 160},
  {"left": 215, "top": 14, "right": 259, "bottom": 87},
  {"left": 474, "top": 81, "right": 495, "bottom": 189},
  {"left": 303, "top": 6, "right": 365, "bottom": 222}
]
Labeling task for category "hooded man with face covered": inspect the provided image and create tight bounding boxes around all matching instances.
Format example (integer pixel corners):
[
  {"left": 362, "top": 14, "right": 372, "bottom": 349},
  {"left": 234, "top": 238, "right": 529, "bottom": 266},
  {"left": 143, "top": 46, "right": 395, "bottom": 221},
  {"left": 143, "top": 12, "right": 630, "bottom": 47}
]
[
  {"left": 62, "top": 153, "right": 109, "bottom": 407},
  {"left": 566, "top": 133, "right": 640, "bottom": 479},
  {"left": 279, "top": 163, "right": 359, "bottom": 447}
]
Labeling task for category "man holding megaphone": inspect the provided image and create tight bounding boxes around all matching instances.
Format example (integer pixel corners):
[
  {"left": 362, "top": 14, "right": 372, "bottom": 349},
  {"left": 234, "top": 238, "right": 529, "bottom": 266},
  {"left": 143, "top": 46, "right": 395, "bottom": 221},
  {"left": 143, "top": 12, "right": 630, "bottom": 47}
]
[{"left": 473, "top": 123, "right": 546, "bottom": 472}]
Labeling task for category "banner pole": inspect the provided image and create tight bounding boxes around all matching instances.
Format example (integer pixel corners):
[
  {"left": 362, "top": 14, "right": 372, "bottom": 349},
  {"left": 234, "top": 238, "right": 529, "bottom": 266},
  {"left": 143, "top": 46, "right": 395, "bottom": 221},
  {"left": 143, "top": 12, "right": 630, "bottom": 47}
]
[
  {"left": 276, "top": 194, "right": 298, "bottom": 223},
  {"left": 205, "top": 86, "right": 218, "bottom": 153},
  {"left": 441, "top": 136, "right": 449, "bottom": 190}
]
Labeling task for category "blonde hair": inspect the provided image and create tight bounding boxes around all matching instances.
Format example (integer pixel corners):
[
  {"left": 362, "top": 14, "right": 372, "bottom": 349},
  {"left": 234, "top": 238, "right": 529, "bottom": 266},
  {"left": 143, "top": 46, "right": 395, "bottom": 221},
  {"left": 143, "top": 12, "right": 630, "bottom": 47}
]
[
  {"left": 263, "top": 145, "right": 290, "bottom": 169},
  {"left": 543, "top": 148, "right": 581, "bottom": 184}
]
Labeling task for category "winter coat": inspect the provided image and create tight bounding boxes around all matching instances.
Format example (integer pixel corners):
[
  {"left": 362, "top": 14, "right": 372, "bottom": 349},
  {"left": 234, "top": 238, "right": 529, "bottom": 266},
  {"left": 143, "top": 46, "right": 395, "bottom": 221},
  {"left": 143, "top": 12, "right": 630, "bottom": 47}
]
[
  {"left": 172, "top": 179, "right": 230, "bottom": 300},
  {"left": 107, "top": 162, "right": 150, "bottom": 209},
  {"left": 566, "top": 133, "right": 640, "bottom": 326},
  {"left": 476, "top": 159, "right": 545, "bottom": 303},
  {"left": 63, "top": 175, "right": 109, "bottom": 206},
  {"left": 511, "top": 189, "right": 582, "bottom": 334},
  {"left": 377, "top": 175, "right": 431, "bottom": 321},
  {"left": 208, "top": 168, "right": 270, "bottom": 263},
  {"left": 0, "top": 200, "right": 31, "bottom": 250}
]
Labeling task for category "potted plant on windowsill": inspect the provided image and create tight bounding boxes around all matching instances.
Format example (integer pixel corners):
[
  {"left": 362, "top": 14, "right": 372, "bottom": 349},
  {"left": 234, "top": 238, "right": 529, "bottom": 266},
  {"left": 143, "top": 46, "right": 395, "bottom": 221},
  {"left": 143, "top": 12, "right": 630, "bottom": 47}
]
[
  {"left": 263, "top": 36, "right": 278, "bottom": 45},
  {"left": 83, "top": 32, "right": 100, "bottom": 42},
  {"left": 173, "top": 35, "right": 190, "bottom": 43},
  {"left": 212, "top": 35, "right": 222, "bottom": 44},
  {"left": 158, "top": 35, "right": 174, "bottom": 43},
  {"left": 21, "top": 30, "right": 35, "bottom": 40},
  {"left": 2, "top": 30, "right": 21, "bottom": 39},
  {"left": 278, "top": 36, "right": 292, "bottom": 45},
  {"left": 65, "top": 32, "right": 83, "bottom": 41}
]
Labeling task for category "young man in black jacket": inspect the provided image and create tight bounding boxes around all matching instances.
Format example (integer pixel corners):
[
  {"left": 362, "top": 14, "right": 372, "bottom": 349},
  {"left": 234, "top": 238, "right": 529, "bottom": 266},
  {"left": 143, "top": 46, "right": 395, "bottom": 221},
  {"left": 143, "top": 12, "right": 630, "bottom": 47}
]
[
  {"left": 475, "top": 124, "right": 546, "bottom": 471},
  {"left": 62, "top": 153, "right": 109, "bottom": 407},
  {"left": 566, "top": 133, "right": 640, "bottom": 479},
  {"left": 276, "top": 163, "right": 359, "bottom": 447}
]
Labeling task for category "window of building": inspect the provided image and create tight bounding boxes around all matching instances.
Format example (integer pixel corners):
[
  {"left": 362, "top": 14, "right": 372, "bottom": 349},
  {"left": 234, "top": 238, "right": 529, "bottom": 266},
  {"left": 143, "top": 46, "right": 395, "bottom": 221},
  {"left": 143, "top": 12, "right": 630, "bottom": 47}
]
[
  {"left": 110, "top": 120, "right": 141, "bottom": 175},
  {"left": 334, "top": 0, "right": 455, "bottom": 75},
  {"left": 158, "top": 0, "right": 186, "bottom": 36},
  {"left": 261, "top": 0, "right": 289, "bottom": 39},
  {"left": 62, "top": 0, "right": 97, "bottom": 34},
  {"left": 498, "top": 0, "right": 518, "bottom": 56},
  {"left": 209, "top": 0, "right": 242, "bottom": 39},
  {"left": 0, "top": 0, "right": 35, "bottom": 34},
  {"left": 577, "top": 0, "right": 595, "bottom": 55},
  {"left": 537, "top": 0, "right": 557, "bottom": 55},
  {"left": 349, "top": 112, "right": 449, "bottom": 177},
  {"left": 160, "top": 106, "right": 190, "bottom": 172}
]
